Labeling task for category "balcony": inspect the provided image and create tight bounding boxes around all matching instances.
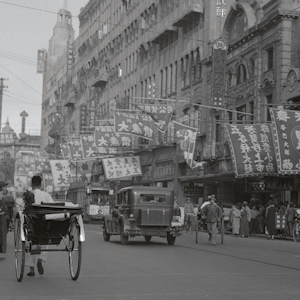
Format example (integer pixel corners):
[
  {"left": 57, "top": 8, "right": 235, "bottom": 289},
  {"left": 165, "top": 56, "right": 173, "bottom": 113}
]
[
  {"left": 172, "top": 0, "right": 203, "bottom": 27},
  {"left": 90, "top": 67, "right": 108, "bottom": 88},
  {"left": 151, "top": 26, "right": 178, "bottom": 44}
]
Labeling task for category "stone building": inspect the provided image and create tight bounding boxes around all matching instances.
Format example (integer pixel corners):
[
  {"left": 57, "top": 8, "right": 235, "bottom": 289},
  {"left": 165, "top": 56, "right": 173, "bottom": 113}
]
[{"left": 40, "top": 0, "right": 300, "bottom": 207}]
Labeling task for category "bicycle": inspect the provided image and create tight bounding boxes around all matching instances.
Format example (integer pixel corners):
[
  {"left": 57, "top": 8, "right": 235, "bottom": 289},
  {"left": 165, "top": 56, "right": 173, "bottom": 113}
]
[
  {"left": 293, "top": 208, "right": 300, "bottom": 243},
  {"left": 185, "top": 213, "right": 194, "bottom": 233}
]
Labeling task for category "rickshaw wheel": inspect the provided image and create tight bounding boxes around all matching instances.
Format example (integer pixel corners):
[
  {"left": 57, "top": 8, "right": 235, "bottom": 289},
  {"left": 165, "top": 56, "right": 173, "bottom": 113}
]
[
  {"left": 68, "top": 218, "right": 82, "bottom": 280},
  {"left": 103, "top": 225, "right": 110, "bottom": 242},
  {"left": 293, "top": 222, "right": 300, "bottom": 243},
  {"left": 167, "top": 232, "right": 176, "bottom": 245},
  {"left": 144, "top": 236, "right": 152, "bottom": 243},
  {"left": 120, "top": 222, "right": 129, "bottom": 245},
  {"left": 14, "top": 217, "right": 25, "bottom": 282}
]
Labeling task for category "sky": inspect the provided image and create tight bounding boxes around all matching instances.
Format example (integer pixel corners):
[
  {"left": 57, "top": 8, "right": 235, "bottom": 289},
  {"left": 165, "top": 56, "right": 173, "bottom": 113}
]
[{"left": 0, "top": 0, "right": 89, "bottom": 136}]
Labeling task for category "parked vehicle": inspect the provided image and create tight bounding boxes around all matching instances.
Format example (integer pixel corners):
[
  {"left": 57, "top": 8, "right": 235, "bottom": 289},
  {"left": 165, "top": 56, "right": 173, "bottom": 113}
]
[{"left": 102, "top": 186, "right": 183, "bottom": 245}]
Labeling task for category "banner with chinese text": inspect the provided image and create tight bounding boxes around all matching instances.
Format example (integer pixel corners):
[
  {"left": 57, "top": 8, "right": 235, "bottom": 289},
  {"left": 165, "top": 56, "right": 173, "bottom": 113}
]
[
  {"left": 114, "top": 111, "right": 154, "bottom": 140},
  {"left": 35, "top": 157, "right": 51, "bottom": 173},
  {"left": 49, "top": 160, "right": 71, "bottom": 190},
  {"left": 80, "top": 134, "right": 100, "bottom": 159},
  {"left": 269, "top": 108, "right": 300, "bottom": 174},
  {"left": 225, "top": 123, "right": 277, "bottom": 177},
  {"left": 131, "top": 103, "right": 174, "bottom": 132},
  {"left": 102, "top": 156, "right": 142, "bottom": 179},
  {"left": 68, "top": 138, "right": 84, "bottom": 161},
  {"left": 174, "top": 121, "right": 198, "bottom": 168},
  {"left": 94, "top": 126, "right": 132, "bottom": 151}
]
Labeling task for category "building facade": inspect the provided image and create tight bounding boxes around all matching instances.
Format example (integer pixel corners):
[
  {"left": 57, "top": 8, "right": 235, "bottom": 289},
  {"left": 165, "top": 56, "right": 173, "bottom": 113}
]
[{"left": 40, "top": 0, "right": 300, "bottom": 207}]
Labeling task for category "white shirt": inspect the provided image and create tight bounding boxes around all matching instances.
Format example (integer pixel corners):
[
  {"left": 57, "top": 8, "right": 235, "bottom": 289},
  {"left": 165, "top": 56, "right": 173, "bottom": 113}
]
[{"left": 33, "top": 189, "right": 54, "bottom": 204}]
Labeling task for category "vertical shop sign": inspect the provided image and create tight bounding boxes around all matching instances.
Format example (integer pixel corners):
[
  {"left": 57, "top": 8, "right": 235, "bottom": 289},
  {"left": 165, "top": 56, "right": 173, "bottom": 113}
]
[
  {"left": 211, "top": 40, "right": 227, "bottom": 107},
  {"left": 80, "top": 104, "right": 87, "bottom": 131},
  {"left": 67, "top": 39, "right": 73, "bottom": 77},
  {"left": 37, "top": 49, "right": 45, "bottom": 74}
]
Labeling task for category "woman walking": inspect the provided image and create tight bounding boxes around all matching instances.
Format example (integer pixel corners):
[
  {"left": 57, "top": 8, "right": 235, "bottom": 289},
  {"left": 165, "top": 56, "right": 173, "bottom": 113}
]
[
  {"left": 230, "top": 204, "right": 241, "bottom": 236},
  {"left": 265, "top": 200, "right": 276, "bottom": 240}
]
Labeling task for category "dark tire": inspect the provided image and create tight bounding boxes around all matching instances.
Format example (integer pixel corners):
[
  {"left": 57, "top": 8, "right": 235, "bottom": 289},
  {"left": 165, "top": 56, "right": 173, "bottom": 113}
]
[
  {"left": 14, "top": 217, "right": 25, "bottom": 282},
  {"left": 120, "top": 222, "right": 129, "bottom": 245},
  {"left": 144, "top": 236, "right": 152, "bottom": 243},
  {"left": 293, "top": 222, "right": 300, "bottom": 243},
  {"left": 68, "top": 218, "right": 82, "bottom": 280},
  {"left": 167, "top": 233, "right": 176, "bottom": 245},
  {"left": 103, "top": 224, "right": 110, "bottom": 242}
]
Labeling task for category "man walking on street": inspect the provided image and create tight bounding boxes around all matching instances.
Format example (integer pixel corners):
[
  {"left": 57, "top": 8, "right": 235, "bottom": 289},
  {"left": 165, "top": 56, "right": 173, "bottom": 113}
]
[
  {"left": 202, "top": 195, "right": 222, "bottom": 245},
  {"left": 184, "top": 198, "right": 194, "bottom": 233}
]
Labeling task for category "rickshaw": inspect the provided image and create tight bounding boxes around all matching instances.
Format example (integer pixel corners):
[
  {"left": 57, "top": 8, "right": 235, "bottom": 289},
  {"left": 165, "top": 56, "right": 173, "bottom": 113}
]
[
  {"left": 14, "top": 202, "right": 85, "bottom": 282},
  {"left": 102, "top": 186, "right": 183, "bottom": 245}
]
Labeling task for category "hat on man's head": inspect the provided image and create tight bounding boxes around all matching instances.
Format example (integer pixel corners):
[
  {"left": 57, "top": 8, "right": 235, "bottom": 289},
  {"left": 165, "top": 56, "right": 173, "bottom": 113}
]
[{"left": 0, "top": 181, "right": 8, "bottom": 190}]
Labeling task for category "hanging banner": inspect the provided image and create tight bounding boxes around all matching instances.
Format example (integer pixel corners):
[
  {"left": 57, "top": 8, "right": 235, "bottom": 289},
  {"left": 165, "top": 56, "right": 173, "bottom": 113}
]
[
  {"left": 131, "top": 103, "right": 174, "bottom": 132},
  {"left": 102, "top": 156, "right": 142, "bottom": 179},
  {"left": 95, "top": 126, "right": 132, "bottom": 148},
  {"left": 226, "top": 123, "right": 277, "bottom": 177},
  {"left": 35, "top": 157, "right": 51, "bottom": 173},
  {"left": 15, "top": 151, "right": 35, "bottom": 175},
  {"left": 69, "top": 160, "right": 94, "bottom": 183},
  {"left": 174, "top": 121, "right": 198, "bottom": 168},
  {"left": 269, "top": 107, "right": 300, "bottom": 174},
  {"left": 114, "top": 111, "right": 154, "bottom": 140},
  {"left": 49, "top": 160, "right": 71, "bottom": 189},
  {"left": 14, "top": 175, "right": 30, "bottom": 193},
  {"left": 80, "top": 134, "right": 100, "bottom": 159},
  {"left": 68, "top": 138, "right": 84, "bottom": 161}
]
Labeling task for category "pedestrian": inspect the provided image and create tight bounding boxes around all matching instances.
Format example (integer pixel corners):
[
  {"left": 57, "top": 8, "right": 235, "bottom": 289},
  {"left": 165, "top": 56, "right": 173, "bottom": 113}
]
[
  {"left": 26, "top": 175, "right": 55, "bottom": 277},
  {"left": 286, "top": 202, "right": 295, "bottom": 237},
  {"left": 230, "top": 204, "right": 241, "bottom": 236},
  {"left": 202, "top": 195, "right": 222, "bottom": 245},
  {"left": 184, "top": 198, "right": 194, "bottom": 233},
  {"left": 265, "top": 200, "right": 276, "bottom": 240},
  {"left": 240, "top": 202, "right": 250, "bottom": 237},
  {"left": 249, "top": 204, "right": 258, "bottom": 234},
  {"left": 257, "top": 204, "right": 266, "bottom": 234},
  {"left": 0, "top": 181, "right": 9, "bottom": 260}
]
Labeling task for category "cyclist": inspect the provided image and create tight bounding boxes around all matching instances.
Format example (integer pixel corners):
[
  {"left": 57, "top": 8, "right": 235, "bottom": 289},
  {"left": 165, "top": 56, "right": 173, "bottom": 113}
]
[{"left": 184, "top": 198, "right": 194, "bottom": 233}]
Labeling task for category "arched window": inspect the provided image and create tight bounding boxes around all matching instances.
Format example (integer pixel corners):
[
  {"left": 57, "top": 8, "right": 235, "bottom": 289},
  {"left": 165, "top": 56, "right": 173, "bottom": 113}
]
[{"left": 237, "top": 64, "right": 247, "bottom": 85}]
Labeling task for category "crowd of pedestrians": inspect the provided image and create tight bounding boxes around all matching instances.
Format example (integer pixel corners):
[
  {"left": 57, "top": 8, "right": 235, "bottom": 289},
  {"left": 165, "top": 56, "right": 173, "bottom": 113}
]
[
  {"left": 227, "top": 200, "right": 297, "bottom": 240},
  {"left": 182, "top": 195, "right": 299, "bottom": 244}
]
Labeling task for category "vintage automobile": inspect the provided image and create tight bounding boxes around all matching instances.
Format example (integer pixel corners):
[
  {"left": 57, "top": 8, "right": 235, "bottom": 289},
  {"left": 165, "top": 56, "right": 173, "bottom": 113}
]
[{"left": 102, "top": 186, "right": 183, "bottom": 245}]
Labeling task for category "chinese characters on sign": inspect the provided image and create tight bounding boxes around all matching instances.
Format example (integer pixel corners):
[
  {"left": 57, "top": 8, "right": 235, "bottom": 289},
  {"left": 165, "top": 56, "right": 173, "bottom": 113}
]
[
  {"left": 80, "top": 134, "right": 99, "bottom": 159},
  {"left": 0, "top": 133, "right": 15, "bottom": 144},
  {"left": 114, "top": 111, "right": 154, "bottom": 140},
  {"left": 49, "top": 160, "right": 71, "bottom": 189},
  {"left": 132, "top": 103, "right": 174, "bottom": 132},
  {"left": 174, "top": 121, "right": 198, "bottom": 168},
  {"left": 211, "top": 40, "right": 227, "bottom": 107},
  {"left": 68, "top": 138, "right": 84, "bottom": 161},
  {"left": 269, "top": 107, "right": 300, "bottom": 174},
  {"left": 226, "top": 124, "right": 277, "bottom": 177},
  {"left": 216, "top": 0, "right": 227, "bottom": 18},
  {"left": 95, "top": 126, "right": 132, "bottom": 148},
  {"left": 102, "top": 156, "right": 142, "bottom": 179}
]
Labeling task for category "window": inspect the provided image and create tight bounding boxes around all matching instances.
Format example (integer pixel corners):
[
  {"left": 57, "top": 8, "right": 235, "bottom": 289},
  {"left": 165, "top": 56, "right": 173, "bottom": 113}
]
[
  {"left": 236, "top": 105, "right": 246, "bottom": 124},
  {"left": 267, "top": 47, "right": 274, "bottom": 70},
  {"left": 237, "top": 64, "right": 247, "bottom": 84},
  {"left": 266, "top": 95, "right": 273, "bottom": 122}
]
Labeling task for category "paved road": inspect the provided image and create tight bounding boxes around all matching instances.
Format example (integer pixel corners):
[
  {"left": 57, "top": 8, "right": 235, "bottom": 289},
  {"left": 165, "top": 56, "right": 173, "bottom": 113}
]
[{"left": 1, "top": 224, "right": 300, "bottom": 300}]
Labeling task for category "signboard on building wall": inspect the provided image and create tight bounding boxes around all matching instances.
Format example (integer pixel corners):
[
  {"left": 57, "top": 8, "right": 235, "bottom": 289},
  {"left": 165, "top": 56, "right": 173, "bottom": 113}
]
[
  {"left": 211, "top": 40, "right": 227, "bottom": 107},
  {"left": 226, "top": 123, "right": 277, "bottom": 177},
  {"left": 67, "top": 39, "right": 73, "bottom": 78},
  {"left": 269, "top": 107, "right": 300, "bottom": 174},
  {"left": 80, "top": 104, "right": 87, "bottom": 132},
  {"left": 153, "top": 162, "right": 174, "bottom": 180},
  {"left": 37, "top": 49, "right": 45, "bottom": 74}
]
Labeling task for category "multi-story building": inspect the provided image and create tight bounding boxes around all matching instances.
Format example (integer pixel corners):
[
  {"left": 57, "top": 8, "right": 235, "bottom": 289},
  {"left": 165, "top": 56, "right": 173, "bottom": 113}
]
[{"left": 40, "top": 0, "right": 300, "bottom": 207}]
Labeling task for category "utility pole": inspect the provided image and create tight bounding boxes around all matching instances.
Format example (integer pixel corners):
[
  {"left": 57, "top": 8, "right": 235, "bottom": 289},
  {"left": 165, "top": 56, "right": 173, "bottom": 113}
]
[{"left": 0, "top": 78, "right": 5, "bottom": 133}]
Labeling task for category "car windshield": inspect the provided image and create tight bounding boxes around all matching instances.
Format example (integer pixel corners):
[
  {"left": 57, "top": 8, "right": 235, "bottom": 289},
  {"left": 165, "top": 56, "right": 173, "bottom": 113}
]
[{"left": 140, "top": 194, "right": 166, "bottom": 203}]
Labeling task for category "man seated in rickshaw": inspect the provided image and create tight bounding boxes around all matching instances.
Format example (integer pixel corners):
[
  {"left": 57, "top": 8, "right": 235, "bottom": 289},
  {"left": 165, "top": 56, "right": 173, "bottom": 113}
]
[{"left": 25, "top": 175, "right": 54, "bottom": 277}]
